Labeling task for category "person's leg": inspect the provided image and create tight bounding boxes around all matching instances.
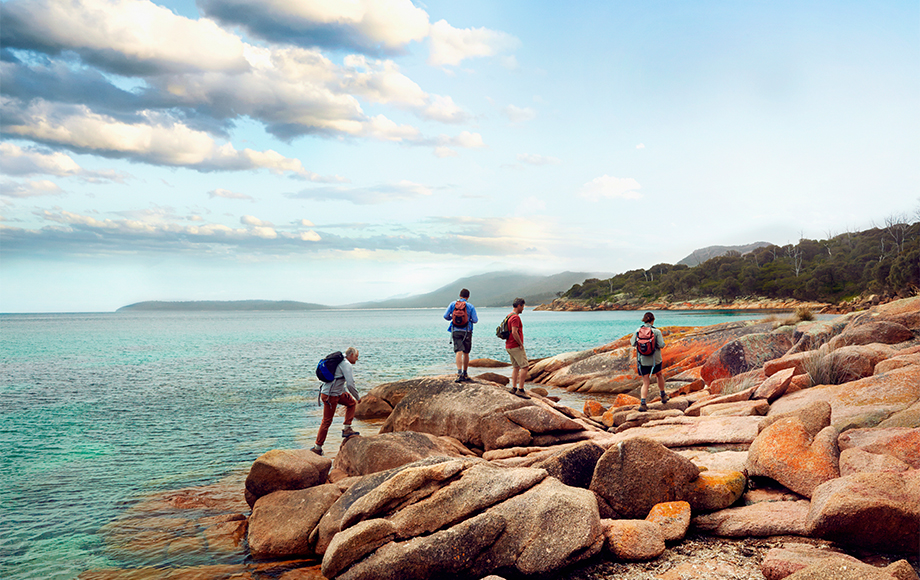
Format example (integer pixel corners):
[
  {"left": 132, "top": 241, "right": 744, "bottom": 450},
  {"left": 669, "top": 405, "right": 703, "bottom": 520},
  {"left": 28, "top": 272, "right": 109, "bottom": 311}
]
[
  {"left": 455, "top": 350, "right": 463, "bottom": 372},
  {"left": 461, "top": 351, "right": 470, "bottom": 373},
  {"left": 510, "top": 366, "right": 519, "bottom": 389},
  {"left": 517, "top": 366, "right": 529, "bottom": 390},
  {"left": 314, "top": 394, "right": 339, "bottom": 452},
  {"left": 639, "top": 370, "right": 650, "bottom": 411},
  {"left": 341, "top": 393, "right": 359, "bottom": 437},
  {"left": 656, "top": 368, "right": 668, "bottom": 402}
]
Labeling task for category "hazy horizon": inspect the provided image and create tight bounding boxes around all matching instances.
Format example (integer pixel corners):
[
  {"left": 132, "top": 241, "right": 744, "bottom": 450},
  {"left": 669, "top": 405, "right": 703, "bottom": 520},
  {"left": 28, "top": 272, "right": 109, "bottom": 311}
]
[{"left": 2, "top": 0, "right": 918, "bottom": 312}]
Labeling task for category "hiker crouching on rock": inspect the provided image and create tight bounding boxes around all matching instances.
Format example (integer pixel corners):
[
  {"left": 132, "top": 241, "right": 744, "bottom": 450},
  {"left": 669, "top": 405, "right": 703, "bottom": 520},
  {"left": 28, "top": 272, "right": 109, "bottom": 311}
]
[
  {"left": 444, "top": 288, "right": 478, "bottom": 383},
  {"left": 312, "top": 347, "right": 361, "bottom": 456},
  {"left": 630, "top": 312, "right": 667, "bottom": 412},
  {"left": 505, "top": 298, "right": 531, "bottom": 399}
]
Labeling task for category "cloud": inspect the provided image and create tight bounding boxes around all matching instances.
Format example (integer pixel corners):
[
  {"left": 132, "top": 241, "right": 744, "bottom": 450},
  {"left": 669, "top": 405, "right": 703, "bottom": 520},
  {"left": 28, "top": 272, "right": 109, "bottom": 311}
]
[
  {"left": 0, "top": 142, "right": 129, "bottom": 183},
  {"left": 428, "top": 20, "right": 520, "bottom": 67},
  {"left": 1, "top": 210, "right": 558, "bottom": 259},
  {"left": 434, "top": 146, "right": 459, "bottom": 158},
  {"left": 517, "top": 153, "right": 561, "bottom": 165},
  {"left": 288, "top": 180, "right": 433, "bottom": 205},
  {"left": 502, "top": 104, "right": 537, "bottom": 123},
  {"left": 636, "top": 143, "right": 645, "bottom": 149},
  {"left": 1, "top": 99, "right": 325, "bottom": 176},
  {"left": 209, "top": 188, "right": 254, "bottom": 201},
  {"left": 1, "top": 0, "right": 249, "bottom": 76},
  {"left": 578, "top": 175, "right": 643, "bottom": 201},
  {"left": 0, "top": 179, "right": 63, "bottom": 197},
  {"left": 198, "top": 0, "right": 430, "bottom": 55}
]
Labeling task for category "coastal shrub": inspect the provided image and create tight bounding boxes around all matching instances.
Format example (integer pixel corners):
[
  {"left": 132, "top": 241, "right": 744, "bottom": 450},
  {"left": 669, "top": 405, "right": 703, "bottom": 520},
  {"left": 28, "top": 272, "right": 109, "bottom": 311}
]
[
  {"left": 719, "top": 374, "right": 759, "bottom": 396},
  {"left": 801, "top": 349, "right": 860, "bottom": 386},
  {"left": 794, "top": 306, "right": 815, "bottom": 321}
]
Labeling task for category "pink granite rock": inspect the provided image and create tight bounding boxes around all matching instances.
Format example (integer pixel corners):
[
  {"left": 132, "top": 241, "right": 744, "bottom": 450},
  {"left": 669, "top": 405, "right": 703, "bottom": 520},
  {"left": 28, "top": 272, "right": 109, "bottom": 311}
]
[
  {"left": 746, "top": 419, "right": 840, "bottom": 498},
  {"left": 602, "top": 519, "right": 666, "bottom": 561},
  {"left": 645, "top": 501, "right": 691, "bottom": 541},
  {"left": 753, "top": 367, "right": 796, "bottom": 401},
  {"left": 806, "top": 470, "right": 920, "bottom": 553}
]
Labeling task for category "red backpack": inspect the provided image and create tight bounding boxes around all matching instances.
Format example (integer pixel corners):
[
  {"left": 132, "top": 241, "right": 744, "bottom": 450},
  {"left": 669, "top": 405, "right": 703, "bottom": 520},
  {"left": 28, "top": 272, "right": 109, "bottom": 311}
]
[
  {"left": 636, "top": 326, "right": 656, "bottom": 356},
  {"left": 451, "top": 301, "right": 469, "bottom": 328}
]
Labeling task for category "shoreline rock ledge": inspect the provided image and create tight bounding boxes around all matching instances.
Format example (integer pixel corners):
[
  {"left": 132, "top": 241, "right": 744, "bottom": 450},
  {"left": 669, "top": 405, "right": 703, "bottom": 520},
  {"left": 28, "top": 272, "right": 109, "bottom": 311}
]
[{"left": 81, "top": 296, "right": 920, "bottom": 580}]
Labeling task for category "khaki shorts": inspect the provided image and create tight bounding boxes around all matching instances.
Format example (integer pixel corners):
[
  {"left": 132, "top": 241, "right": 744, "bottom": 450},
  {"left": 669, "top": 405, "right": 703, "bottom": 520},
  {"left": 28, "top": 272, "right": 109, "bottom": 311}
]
[{"left": 506, "top": 347, "right": 528, "bottom": 369}]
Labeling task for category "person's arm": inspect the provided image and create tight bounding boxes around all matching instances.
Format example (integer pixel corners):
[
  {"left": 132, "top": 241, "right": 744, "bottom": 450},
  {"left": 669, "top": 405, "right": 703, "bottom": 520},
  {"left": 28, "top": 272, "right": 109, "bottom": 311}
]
[
  {"left": 342, "top": 361, "right": 360, "bottom": 400},
  {"left": 444, "top": 302, "right": 454, "bottom": 321},
  {"left": 630, "top": 330, "right": 637, "bottom": 346},
  {"left": 468, "top": 304, "right": 478, "bottom": 324},
  {"left": 656, "top": 329, "right": 665, "bottom": 349},
  {"left": 511, "top": 317, "right": 523, "bottom": 346}
]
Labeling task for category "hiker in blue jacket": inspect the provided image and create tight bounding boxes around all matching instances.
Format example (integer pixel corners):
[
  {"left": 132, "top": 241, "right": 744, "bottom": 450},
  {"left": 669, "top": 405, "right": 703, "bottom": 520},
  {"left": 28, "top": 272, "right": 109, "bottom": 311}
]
[{"left": 444, "top": 288, "right": 478, "bottom": 382}]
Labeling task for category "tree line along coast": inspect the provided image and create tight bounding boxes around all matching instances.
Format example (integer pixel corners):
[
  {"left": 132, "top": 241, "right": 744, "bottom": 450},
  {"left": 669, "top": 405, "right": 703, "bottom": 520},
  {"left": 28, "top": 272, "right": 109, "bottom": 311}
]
[{"left": 549, "top": 219, "right": 920, "bottom": 313}]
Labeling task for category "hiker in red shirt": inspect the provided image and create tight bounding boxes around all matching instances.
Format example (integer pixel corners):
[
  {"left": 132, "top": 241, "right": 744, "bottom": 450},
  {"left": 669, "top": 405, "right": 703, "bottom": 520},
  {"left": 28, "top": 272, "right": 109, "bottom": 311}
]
[{"left": 505, "top": 298, "right": 531, "bottom": 398}]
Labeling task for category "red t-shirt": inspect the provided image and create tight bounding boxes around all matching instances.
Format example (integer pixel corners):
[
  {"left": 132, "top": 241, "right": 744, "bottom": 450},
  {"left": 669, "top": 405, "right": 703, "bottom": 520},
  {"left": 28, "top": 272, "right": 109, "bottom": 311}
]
[{"left": 505, "top": 313, "right": 523, "bottom": 349}]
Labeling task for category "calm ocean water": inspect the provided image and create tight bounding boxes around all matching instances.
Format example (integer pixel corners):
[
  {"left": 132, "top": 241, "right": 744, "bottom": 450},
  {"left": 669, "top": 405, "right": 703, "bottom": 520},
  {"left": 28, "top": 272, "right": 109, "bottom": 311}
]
[{"left": 0, "top": 307, "right": 772, "bottom": 579}]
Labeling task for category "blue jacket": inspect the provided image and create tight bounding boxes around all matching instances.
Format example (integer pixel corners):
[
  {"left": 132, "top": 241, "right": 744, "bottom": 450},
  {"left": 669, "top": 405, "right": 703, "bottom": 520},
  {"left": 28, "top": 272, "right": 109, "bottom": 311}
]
[{"left": 444, "top": 299, "right": 478, "bottom": 332}]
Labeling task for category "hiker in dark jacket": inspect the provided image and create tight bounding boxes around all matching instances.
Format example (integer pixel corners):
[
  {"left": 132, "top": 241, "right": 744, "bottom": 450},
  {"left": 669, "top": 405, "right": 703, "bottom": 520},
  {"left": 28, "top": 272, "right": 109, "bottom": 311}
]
[
  {"left": 444, "top": 288, "right": 478, "bottom": 382},
  {"left": 630, "top": 312, "right": 667, "bottom": 412}
]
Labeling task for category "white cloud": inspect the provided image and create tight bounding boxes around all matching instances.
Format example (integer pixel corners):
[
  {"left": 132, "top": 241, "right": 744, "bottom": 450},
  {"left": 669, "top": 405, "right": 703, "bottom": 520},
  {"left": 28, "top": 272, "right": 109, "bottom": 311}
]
[
  {"left": 1, "top": 0, "right": 249, "bottom": 75},
  {"left": 209, "top": 188, "right": 254, "bottom": 201},
  {"left": 502, "top": 104, "right": 536, "bottom": 123},
  {"left": 434, "top": 146, "right": 459, "bottom": 158},
  {"left": 0, "top": 179, "right": 63, "bottom": 198},
  {"left": 2, "top": 99, "right": 323, "bottom": 176},
  {"left": 517, "top": 153, "right": 561, "bottom": 165},
  {"left": 200, "top": 0, "right": 430, "bottom": 53},
  {"left": 241, "top": 215, "right": 273, "bottom": 227},
  {"left": 636, "top": 143, "right": 645, "bottom": 149},
  {"left": 578, "top": 175, "right": 643, "bottom": 201},
  {"left": 0, "top": 143, "right": 129, "bottom": 183},
  {"left": 289, "top": 180, "right": 433, "bottom": 204},
  {"left": 442, "top": 131, "right": 485, "bottom": 149},
  {"left": 299, "top": 218, "right": 315, "bottom": 227},
  {"left": 428, "top": 20, "right": 520, "bottom": 67}
]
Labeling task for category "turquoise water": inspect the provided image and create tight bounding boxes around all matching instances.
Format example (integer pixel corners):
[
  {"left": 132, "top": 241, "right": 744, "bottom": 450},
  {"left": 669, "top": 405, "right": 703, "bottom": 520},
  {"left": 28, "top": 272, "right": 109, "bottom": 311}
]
[{"left": 0, "top": 308, "right": 772, "bottom": 579}]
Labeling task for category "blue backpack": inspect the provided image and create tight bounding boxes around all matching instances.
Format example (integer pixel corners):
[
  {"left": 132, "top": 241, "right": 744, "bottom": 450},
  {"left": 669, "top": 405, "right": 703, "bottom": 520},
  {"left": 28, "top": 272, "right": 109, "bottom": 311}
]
[{"left": 316, "top": 351, "right": 345, "bottom": 382}]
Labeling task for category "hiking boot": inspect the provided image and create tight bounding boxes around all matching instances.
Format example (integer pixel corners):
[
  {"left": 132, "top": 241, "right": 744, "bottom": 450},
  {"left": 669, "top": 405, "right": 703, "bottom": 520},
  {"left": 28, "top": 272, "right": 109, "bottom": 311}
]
[
  {"left": 310, "top": 445, "right": 324, "bottom": 456},
  {"left": 342, "top": 426, "right": 360, "bottom": 439},
  {"left": 455, "top": 370, "right": 464, "bottom": 383},
  {"left": 460, "top": 371, "right": 472, "bottom": 382},
  {"left": 638, "top": 402, "right": 648, "bottom": 412},
  {"left": 659, "top": 392, "right": 669, "bottom": 404},
  {"left": 512, "top": 388, "right": 531, "bottom": 399}
]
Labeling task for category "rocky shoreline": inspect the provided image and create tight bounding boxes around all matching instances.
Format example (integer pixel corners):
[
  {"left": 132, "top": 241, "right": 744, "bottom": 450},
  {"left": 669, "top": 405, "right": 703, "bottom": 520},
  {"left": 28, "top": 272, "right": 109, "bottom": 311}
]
[
  {"left": 533, "top": 293, "right": 899, "bottom": 315},
  {"left": 81, "top": 297, "right": 920, "bottom": 580}
]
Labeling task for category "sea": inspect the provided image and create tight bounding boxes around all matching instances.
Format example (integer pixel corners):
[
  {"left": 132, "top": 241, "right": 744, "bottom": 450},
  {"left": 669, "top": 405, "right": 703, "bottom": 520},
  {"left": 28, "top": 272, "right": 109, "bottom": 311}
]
[{"left": 0, "top": 307, "right": 777, "bottom": 580}]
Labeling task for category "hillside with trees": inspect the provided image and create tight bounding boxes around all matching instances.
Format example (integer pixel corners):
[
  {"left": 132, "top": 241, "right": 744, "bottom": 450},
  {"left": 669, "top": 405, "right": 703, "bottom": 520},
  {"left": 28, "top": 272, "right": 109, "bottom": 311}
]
[{"left": 562, "top": 214, "right": 919, "bottom": 307}]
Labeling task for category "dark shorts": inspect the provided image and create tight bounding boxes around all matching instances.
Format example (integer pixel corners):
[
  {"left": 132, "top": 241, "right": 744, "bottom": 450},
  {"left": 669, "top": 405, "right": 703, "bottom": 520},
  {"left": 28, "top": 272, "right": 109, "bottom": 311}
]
[
  {"left": 637, "top": 362, "right": 662, "bottom": 376},
  {"left": 452, "top": 330, "right": 472, "bottom": 353}
]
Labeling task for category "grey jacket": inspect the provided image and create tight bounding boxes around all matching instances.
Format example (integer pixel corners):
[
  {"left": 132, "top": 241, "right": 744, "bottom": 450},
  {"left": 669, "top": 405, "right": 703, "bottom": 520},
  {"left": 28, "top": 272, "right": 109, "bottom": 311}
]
[{"left": 320, "top": 359, "right": 360, "bottom": 400}]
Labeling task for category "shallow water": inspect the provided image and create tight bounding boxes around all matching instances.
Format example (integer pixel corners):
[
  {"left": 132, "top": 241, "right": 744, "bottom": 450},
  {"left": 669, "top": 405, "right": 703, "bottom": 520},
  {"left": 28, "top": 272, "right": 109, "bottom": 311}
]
[{"left": 0, "top": 308, "right": 776, "bottom": 579}]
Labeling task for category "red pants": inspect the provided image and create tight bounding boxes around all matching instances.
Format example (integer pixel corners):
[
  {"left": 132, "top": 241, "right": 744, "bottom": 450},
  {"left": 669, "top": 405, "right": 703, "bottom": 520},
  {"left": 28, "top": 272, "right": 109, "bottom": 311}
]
[{"left": 315, "top": 392, "right": 357, "bottom": 446}]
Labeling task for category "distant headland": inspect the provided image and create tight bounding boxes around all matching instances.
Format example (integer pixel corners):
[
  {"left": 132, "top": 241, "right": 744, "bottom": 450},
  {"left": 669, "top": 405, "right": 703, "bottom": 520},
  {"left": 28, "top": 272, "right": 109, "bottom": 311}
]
[{"left": 116, "top": 300, "right": 328, "bottom": 312}]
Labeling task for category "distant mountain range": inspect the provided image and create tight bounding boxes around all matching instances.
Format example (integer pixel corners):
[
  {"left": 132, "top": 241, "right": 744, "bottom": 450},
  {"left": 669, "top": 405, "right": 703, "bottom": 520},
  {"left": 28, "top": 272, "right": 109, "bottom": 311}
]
[
  {"left": 117, "top": 300, "right": 327, "bottom": 312},
  {"left": 116, "top": 271, "right": 607, "bottom": 311},
  {"left": 347, "top": 271, "right": 609, "bottom": 309},
  {"left": 676, "top": 242, "right": 773, "bottom": 267}
]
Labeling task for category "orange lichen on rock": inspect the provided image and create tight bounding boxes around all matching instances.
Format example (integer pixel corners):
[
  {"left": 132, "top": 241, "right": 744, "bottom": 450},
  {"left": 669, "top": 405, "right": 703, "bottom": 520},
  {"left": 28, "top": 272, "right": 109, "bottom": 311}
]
[{"left": 583, "top": 400, "right": 606, "bottom": 417}]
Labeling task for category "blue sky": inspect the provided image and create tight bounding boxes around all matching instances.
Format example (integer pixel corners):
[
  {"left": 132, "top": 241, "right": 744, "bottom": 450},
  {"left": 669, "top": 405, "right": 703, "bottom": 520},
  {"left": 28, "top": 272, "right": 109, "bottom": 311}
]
[{"left": 1, "top": 0, "right": 918, "bottom": 312}]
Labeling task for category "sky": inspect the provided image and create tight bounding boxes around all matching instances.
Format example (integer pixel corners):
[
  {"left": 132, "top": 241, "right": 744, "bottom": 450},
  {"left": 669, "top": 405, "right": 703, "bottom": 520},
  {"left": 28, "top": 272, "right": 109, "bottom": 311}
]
[{"left": 1, "top": 0, "right": 918, "bottom": 312}]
